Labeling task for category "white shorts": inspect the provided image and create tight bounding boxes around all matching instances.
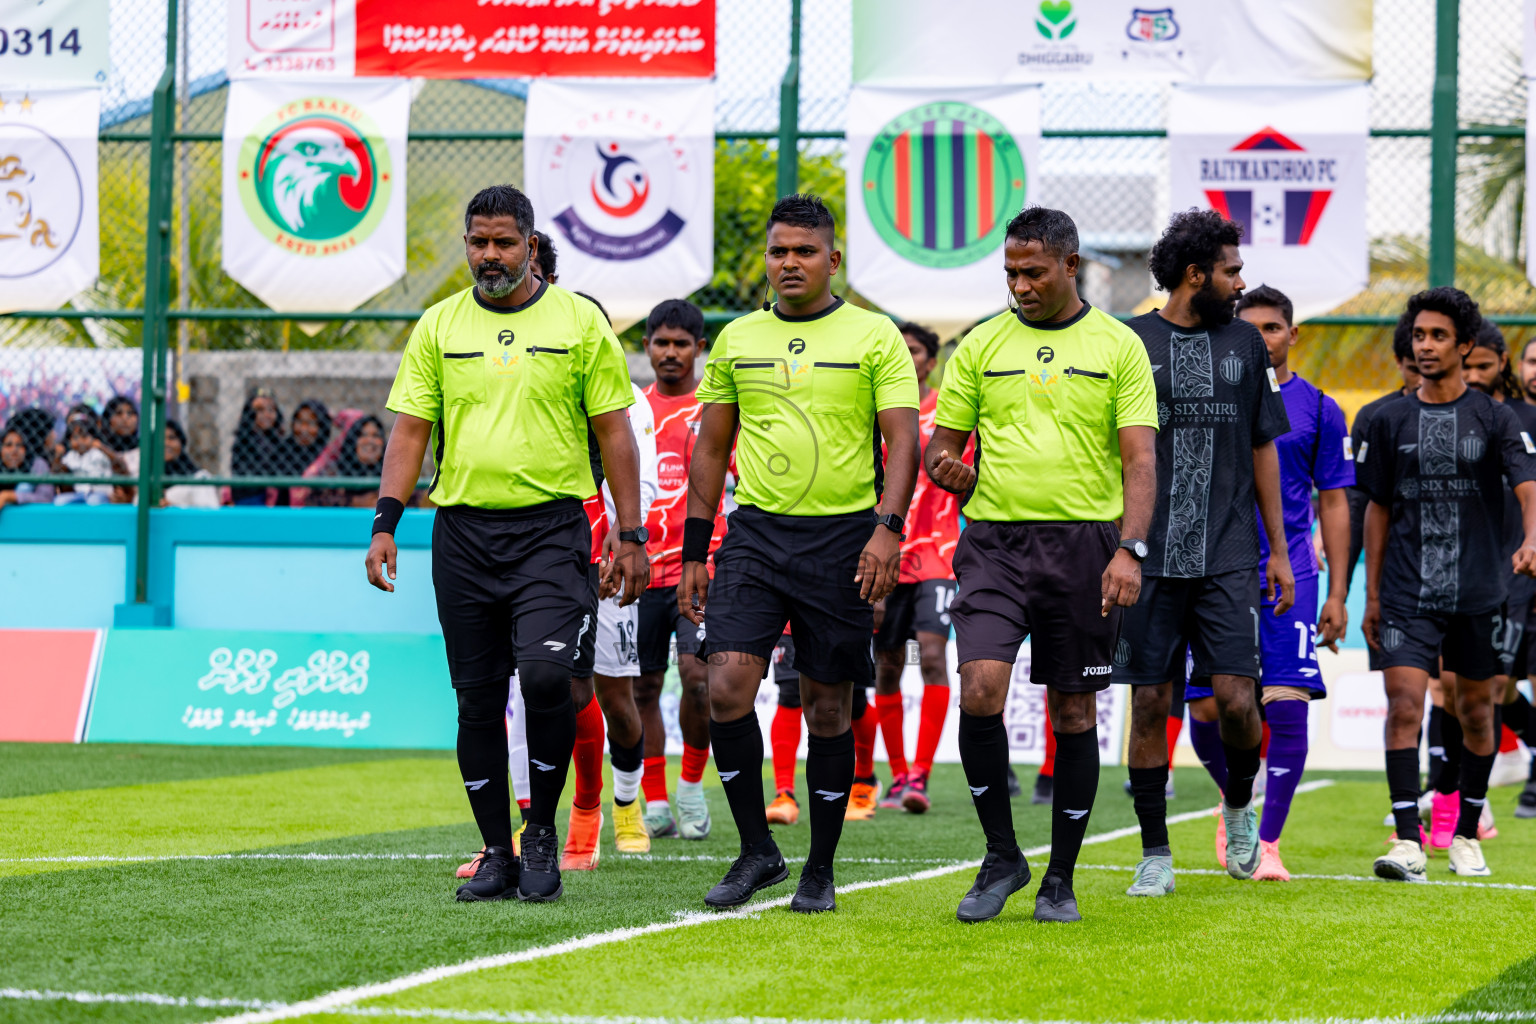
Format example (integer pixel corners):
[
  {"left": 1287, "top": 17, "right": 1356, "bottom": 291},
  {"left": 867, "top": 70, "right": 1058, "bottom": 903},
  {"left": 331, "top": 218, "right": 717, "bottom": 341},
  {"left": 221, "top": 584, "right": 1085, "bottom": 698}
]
[{"left": 595, "top": 594, "right": 641, "bottom": 678}]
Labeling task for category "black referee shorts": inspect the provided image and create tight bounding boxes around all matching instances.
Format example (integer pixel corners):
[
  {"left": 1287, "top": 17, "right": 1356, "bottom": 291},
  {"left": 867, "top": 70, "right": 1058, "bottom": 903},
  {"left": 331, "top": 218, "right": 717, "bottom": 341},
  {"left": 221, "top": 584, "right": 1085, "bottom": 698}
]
[
  {"left": 874, "top": 578, "right": 957, "bottom": 650},
  {"left": 637, "top": 584, "right": 706, "bottom": 675},
  {"left": 431, "top": 500, "right": 593, "bottom": 688},
  {"left": 700, "top": 505, "right": 876, "bottom": 686}
]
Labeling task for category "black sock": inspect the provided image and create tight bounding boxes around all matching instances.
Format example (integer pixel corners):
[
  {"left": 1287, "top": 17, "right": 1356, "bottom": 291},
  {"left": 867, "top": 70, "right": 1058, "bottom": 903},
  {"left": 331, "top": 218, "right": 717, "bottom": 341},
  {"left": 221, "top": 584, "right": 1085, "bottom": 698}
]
[
  {"left": 1503, "top": 692, "right": 1532, "bottom": 744},
  {"left": 1435, "top": 711, "right": 1464, "bottom": 796},
  {"left": 1128, "top": 764, "right": 1170, "bottom": 855},
  {"left": 1046, "top": 728, "right": 1099, "bottom": 887},
  {"left": 608, "top": 732, "right": 643, "bottom": 806},
  {"left": 804, "top": 729, "right": 855, "bottom": 871},
  {"left": 958, "top": 711, "right": 1017, "bottom": 855},
  {"left": 1426, "top": 705, "right": 1445, "bottom": 791},
  {"left": 710, "top": 710, "right": 769, "bottom": 851},
  {"left": 455, "top": 680, "right": 514, "bottom": 850},
  {"left": 1222, "top": 739, "right": 1261, "bottom": 808},
  {"left": 1386, "top": 747, "right": 1423, "bottom": 845},
  {"left": 522, "top": 696, "right": 575, "bottom": 829},
  {"left": 1456, "top": 747, "right": 1496, "bottom": 839}
]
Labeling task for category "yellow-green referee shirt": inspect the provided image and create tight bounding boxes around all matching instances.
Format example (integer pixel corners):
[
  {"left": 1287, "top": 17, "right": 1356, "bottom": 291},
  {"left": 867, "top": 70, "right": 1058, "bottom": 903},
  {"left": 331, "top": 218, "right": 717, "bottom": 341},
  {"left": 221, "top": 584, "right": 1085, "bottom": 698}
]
[
  {"left": 936, "top": 303, "right": 1157, "bottom": 522},
  {"left": 696, "top": 298, "right": 919, "bottom": 516},
  {"left": 386, "top": 282, "right": 634, "bottom": 509}
]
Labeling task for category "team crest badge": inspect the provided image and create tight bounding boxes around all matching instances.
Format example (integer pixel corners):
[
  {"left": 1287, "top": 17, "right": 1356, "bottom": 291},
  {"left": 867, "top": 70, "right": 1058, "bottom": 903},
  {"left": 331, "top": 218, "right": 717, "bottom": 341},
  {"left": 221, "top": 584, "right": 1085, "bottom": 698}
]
[
  {"left": 1219, "top": 354, "right": 1244, "bottom": 385},
  {"left": 1126, "top": 7, "right": 1179, "bottom": 42},
  {"left": 1459, "top": 435, "right": 1485, "bottom": 463},
  {"left": 1113, "top": 638, "right": 1132, "bottom": 667}
]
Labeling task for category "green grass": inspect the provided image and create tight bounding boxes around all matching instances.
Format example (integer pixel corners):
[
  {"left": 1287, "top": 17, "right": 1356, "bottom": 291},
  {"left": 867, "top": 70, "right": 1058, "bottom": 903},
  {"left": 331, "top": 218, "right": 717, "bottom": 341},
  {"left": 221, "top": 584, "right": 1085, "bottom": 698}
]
[{"left": 1, "top": 742, "right": 1533, "bottom": 1024}]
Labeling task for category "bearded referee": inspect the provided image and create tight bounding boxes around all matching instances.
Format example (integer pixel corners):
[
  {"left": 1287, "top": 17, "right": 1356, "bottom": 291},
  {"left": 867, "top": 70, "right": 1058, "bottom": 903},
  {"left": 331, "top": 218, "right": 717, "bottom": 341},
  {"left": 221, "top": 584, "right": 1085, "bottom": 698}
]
[
  {"left": 680, "top": 194, "right": 920, "bottom": 913},
  {"left": 365, "top": 185, "right": 649, "bottom": 904},
  {"left": 926, "top": 207, "right": 1157, "bottom": 923}
]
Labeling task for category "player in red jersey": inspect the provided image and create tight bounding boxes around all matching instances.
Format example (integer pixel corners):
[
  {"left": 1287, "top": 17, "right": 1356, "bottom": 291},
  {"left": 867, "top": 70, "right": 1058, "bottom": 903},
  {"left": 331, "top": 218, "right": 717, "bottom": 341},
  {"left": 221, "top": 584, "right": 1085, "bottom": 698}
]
[{"left": 868, "top": 322, "right": 972, "bottom": 813}]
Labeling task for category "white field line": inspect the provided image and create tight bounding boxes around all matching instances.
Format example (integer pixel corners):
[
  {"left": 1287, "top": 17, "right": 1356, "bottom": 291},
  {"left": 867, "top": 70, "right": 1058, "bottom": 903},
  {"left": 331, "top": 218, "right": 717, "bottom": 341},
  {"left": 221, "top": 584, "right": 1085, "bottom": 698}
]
[
  {"left": 194, "top": 788, "right": 1332, "bottom": 1024},
  {"left": 0, "top": 987, "right": 282, "bottom": 1010},
  {"left": 1075, "top": 863, "right": 1536, "bottom": 893},
  {"left": 333, "top": 1010, "right": 1536, "bottom": 1024},
  {"left": 0, "top": 854, "right": 969, "bottom": 866}
]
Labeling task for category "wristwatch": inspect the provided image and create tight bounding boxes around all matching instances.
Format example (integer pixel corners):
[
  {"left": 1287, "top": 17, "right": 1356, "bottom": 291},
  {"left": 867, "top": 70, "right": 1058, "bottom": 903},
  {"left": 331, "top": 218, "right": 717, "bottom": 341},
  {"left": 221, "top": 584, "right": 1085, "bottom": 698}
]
[
  {"left": 619, "top": 527, "right": 649, "bottom": 544},
  {"left": 876, "top": 513, "right": 906, "bottom": 539},
  {"left": 1119, "top": 538, "right": 1149, "bottom": 562}
]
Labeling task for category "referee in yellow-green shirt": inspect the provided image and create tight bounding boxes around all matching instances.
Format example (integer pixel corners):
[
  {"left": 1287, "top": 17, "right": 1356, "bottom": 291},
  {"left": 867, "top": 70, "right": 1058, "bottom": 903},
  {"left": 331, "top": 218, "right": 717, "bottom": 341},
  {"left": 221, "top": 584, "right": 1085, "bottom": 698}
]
[
  {"left": 365, "top": 185, "right": 650, "bottom": 905},
  {"left": 926, "top": 206, "right": 1158, "bottom": 925}
]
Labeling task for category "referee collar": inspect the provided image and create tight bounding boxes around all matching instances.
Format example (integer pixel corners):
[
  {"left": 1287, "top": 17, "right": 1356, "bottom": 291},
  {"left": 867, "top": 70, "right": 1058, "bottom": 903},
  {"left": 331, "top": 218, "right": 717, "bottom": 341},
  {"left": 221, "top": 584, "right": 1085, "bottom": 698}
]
[
  {"left": 1015, "top": 300, "right": 1091, "bottom": 332},
  {"left": 472, "top": 278, "right": 548, "bottom": 315},
  {"left": 772, "top": 296, "right": 844, "bottom": 323}
]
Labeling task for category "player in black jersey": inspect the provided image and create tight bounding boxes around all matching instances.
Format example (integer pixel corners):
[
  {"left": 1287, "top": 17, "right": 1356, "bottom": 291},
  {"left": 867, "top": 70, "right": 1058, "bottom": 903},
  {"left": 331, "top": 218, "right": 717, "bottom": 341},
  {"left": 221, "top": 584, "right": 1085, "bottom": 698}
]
[
  {"left": 1347, "top": 313, "right": 1421, "bottom": 589},
  {"left": 1361, "top": 288, "right": 1536, "bottom": 881}
]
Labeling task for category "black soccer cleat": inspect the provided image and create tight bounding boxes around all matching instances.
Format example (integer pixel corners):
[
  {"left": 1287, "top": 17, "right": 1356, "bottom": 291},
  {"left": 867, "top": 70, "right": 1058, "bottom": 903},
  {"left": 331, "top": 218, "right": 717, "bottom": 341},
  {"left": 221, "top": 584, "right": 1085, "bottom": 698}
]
[
  {"left": 1006, "top": 765, "right": 1022, "bottom": 798},
  {"left": 704, "top": 838, "right": 789, "bottom": 909},
  {"left": 1034, "top": 875, "right": 1082, "bottom": 923},
  {"left": 454, "top": 845, "right": 519, "bottom": 902},
  {"left": 956, "top": 847, "right": 1032, "bottom": 923},
  {"left": 517, "top": 825, "right": 564, "bottom": 902},
  {"left": 1032, "top": 773, "right": 1054, "bottom": 805},
  {"left": 789, "top": 863, "right": 836, "bottom": 913}
]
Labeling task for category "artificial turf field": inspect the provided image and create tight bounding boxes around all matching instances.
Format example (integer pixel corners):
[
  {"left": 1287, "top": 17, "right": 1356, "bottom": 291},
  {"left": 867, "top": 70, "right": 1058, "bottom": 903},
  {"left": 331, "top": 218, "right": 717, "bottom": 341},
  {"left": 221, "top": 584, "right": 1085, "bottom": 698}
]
[{"left": 2, "top": 743, "right": 1535, "bottom": 1024}]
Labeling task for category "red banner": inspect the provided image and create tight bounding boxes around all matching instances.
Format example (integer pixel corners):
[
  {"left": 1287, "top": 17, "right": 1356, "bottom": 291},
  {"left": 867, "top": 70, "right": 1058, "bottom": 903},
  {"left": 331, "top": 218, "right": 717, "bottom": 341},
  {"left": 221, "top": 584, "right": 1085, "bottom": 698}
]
[
  {"left": 356, "top": 0, "right": 714, "bottom": 79},
  {"left": 0, "top": 629, "right": 100, "bottom": 742}
]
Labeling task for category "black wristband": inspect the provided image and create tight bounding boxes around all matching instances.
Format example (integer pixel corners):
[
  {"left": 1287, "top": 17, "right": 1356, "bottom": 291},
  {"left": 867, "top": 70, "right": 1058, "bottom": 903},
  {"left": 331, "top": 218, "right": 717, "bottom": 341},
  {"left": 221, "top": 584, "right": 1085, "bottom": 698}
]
[
  {"left": 681, "top": 516, "right": 714, "bottom": 564},
  {"left": 372, "top": 497, "right": 405, "bottom": 536}
]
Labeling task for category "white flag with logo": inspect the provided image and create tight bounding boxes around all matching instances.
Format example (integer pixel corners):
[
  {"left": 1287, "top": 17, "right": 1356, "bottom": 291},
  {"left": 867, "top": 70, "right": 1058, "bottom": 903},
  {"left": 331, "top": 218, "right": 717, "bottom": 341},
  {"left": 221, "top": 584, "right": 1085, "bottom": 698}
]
[
  {"left": 1169, "top": 84, "right": 1369, "bottom": 322},
  {"left": 0, "top": 87, "right": 99, "bottom": 313},
  {"left": 845, "top": 86, "right": 1040, "bottom": 335},
  {"left": 524, "top": 80, "right": 714, "bottom": 329},
  {"left": 222, "top": 78, "right": 409, "bottom": 312}
]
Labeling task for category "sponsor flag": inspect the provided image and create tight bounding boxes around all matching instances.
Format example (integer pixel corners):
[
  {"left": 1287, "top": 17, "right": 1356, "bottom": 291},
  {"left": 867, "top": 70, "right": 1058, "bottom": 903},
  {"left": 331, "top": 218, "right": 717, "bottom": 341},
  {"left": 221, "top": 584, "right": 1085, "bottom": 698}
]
[
  {"left": 1169, "top": 84, "right": 1369, "bottom": 321},
  {"left": 228, "top": 0, "right": 356, "bottom": 78},
  {"left": 0, "top": 86, "right": 99, "bottom": 313},
  {"left": 1528, "top": 81, "right": 1536, "bottom": 288},
  {"left": 524, "top": 79, "right": 713, "bottom": 328},
  {"left": 221, "top": 78, "right": 410, "bottom": 313},
  {"left": 846, "top": 86, "right": 1040, "bottom": 334},
  {"left": 0, "top": 0, "right": 110, "bottom": 85}
]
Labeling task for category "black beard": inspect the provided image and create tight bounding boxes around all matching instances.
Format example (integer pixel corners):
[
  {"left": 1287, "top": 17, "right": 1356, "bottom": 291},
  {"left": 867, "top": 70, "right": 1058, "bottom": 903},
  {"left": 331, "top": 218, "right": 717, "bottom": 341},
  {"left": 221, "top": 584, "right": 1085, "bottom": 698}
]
[
  {"left": 1469, "top": 377, "right": 1495, "bottom": 395},
  {"left": 1190, "top": 281, "right": 1237, "bottom": 329}
]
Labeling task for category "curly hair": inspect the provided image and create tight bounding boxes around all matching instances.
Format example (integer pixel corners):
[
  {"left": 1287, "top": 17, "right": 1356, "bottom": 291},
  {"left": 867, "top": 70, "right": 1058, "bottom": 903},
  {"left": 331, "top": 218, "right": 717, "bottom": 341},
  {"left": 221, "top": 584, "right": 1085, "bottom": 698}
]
[
  {"left": 1148, "top": 209, "right": 1243, "bottom": 292},
  {"left": 1003, "top": 206, "right": 1078, "bottom": 259},
  {"left": 1404, "top": 286, "right": 1482, "bottom": 345}
]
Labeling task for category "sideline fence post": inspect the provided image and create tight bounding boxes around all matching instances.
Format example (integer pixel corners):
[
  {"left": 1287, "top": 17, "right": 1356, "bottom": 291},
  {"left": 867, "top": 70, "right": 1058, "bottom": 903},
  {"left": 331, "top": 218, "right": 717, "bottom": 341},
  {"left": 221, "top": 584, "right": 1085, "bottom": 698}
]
[
  {"left": 1428, "top": 0, "right": 1459, "bottom": 288},
  {"left": 775, "top": 0, "right": 802, "bottom": 199}
]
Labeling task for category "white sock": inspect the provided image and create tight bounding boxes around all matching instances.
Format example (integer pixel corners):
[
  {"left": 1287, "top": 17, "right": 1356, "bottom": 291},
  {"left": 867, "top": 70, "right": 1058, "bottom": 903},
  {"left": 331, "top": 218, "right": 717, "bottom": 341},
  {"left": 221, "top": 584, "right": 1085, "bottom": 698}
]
[
  {"left": 677, "top": 778, "right": 703, "bottom": 796},
  {"left": 613, "top": 764, "right": 642, "bottom": 805},
  {"left": 646, "top": 798, "right": 671, "bottom": 811}
]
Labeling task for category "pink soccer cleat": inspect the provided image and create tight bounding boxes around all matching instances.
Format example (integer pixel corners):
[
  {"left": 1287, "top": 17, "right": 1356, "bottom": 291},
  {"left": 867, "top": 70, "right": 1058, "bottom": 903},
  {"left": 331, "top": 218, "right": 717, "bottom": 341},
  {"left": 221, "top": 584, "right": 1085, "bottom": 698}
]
[
  {"left": 1429, "top": 790, "right": 1458, "bottom": 850},
  {"left": 1253, "top": 839, "right": 1290, "bottom": 881}
]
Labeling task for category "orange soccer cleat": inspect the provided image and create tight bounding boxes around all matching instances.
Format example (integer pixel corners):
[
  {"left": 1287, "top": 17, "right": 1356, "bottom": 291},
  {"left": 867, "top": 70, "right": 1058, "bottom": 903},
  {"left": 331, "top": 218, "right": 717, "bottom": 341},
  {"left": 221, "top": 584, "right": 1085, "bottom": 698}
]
[
  {"left": 561, "top": 805, "right": 603, "bottom": 871},
  {"left": 766, "top": 790, "right": 800, "bottom": 826},
  {"left": 845, "top": 778, "right": 881, "bottom": 821}
]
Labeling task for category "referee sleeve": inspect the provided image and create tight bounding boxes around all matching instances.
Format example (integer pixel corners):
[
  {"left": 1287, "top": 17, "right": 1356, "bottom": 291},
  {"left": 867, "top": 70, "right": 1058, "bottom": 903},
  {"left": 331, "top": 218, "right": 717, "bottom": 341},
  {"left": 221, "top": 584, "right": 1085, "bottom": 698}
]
[
  {"left": 386, "top": 313, "right": 443, "bottom": 422},
  {"left": 695, "top": 323, "right": 737, "bottom": 405},
  {"left": 1112, "top": 330, "right": 1159, "bottom": 430},
  {"left": 872, "top": 321, "right": 920, "bottom": 411},
  {"left": 933, "top": 333, "right": 980, "bottom": 432},
  {"left": 580, "top": 306, "right": 635, "bottom": 418}
]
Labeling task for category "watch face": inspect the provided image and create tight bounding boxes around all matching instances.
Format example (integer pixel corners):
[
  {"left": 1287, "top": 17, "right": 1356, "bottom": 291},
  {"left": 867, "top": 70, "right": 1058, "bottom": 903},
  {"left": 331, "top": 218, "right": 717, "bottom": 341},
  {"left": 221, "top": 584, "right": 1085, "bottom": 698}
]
[{"left": 1133, "top": 541, "right": 1148, "bottom": 558}]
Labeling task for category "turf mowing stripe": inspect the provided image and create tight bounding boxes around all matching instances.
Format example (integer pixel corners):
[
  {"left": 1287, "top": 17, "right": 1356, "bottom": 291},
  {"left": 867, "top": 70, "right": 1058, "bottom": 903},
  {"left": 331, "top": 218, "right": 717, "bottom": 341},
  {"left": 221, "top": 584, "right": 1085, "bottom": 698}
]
[
  {"left": 194, "top": 784, "right": 1335, "bottom": 1024},
  {"left": 327, "top": 1010, "right": 1536, "bottom": 1024},
  {"left": 0, "top": 987, "right": 282, "bottom": 1010},
  {"left": 1075, "top": 863, "right": 1536, "bottom": 892}
]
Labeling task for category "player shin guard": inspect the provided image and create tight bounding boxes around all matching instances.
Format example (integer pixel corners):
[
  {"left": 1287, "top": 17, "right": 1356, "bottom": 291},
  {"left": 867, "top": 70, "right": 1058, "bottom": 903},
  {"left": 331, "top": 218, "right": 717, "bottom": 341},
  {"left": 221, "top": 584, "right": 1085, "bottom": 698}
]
[
  {"left": 610, "top": 734, "right": 643, "bottom": 806},
  {"left": 959, "top": 711, "right": 1016, "bottom": 854},
  {"left": 1456, "top": 748, "right": 1496, "bottom": 839},
  {"left": 1435, "top": 711, "right": 1464, "bottom": 797},
  {"left": 709, "top": 711, "right": 769, "bottom": 850},
  {"left": 804, "top": 729, "right": 855, "bottom": 870},
  {"left": 1047, "top": 728, "right": 1100, "bottom": 886},
  {"left": 679, "top": 742, "right": 709, "bottom": 786},
  {"left": 1259, "top": 699, "right": 1308, "bottom": 843},
  {"left": 641, "top": 755, "right": 668, "bottom": 804},
  {"left": 1223, "top": 739, "right": 1261, "bottom": 808},
  {"left": 520, "top": 665, "right": 577, "bottom": 829},
  {"left": 1188, "top": 718, "right": 1228, "bottom": 793},
  {"left": 1386, "top": 747, "right": 1423, "bottom": 844},
  {"left": 456, "top": 680, "right": 514, "bottom": 850},
  {"left": 571, "top": 697, "right": 605, "bottom": 811},
  {"left": 875, "top": 692, "right": 908, "bottom": 778},
  {"left": 852, "top": 701, "right": 877, "bottom": 779},
  {"left": 1041, "top": 706, "right": 1057, "bottom": 778},
  {"left": 771, "top": 704, "right": 801, "bottom": 793},
  {"left": 1128, "top": 764, "right": 1170, "bottom": 855},
  {"left": 914, "top": 684, "right": 950, "bottom": 775}
]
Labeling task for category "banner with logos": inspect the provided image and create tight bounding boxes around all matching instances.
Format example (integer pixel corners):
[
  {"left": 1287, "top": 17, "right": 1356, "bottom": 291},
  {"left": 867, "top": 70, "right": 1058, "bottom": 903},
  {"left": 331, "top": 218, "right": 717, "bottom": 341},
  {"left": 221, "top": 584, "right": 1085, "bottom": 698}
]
[
  {"left": 221, "top": 78, "right": 410, "bottom": 313},
  {"left": 0, "top": 0, "right": 110, "bottom": 85},
  {"left": 230, "top": 0, "right": 714, "bottom": 79},
  {"left": 845, "top": 86, "right": 1039, "bottom": 334},
  {"left": 1169, "top": 84, "right": 1369, "bottom": 322},
  {"left": 1528, "top": 81, "right": 1536, "bottom": 287},
  {"left": 852, "top": 0, "right": 1370, "bottom": 85},
  {"left": 524, "top": 79, "right": 713, "bottom": 327},
  {"left": 0, "top": 86, "right": 98, "bottom": 313}
]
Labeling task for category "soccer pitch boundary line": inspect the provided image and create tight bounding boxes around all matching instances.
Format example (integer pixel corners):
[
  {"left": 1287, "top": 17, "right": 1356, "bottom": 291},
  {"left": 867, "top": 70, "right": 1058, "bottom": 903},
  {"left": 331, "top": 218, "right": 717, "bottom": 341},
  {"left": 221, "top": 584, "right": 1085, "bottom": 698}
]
[
  {"left": 1074, "top": 863, "right": 1536, "bottom": 893},
  {"left": 333, "top": 1009, "right": 1536, "bottom": 1024},
  {"left": 193, "top": 783, "right": 1337, "bottom": 1024},
  {"left": 0, "top": 987, "right": 283, "bottom": 1011}
]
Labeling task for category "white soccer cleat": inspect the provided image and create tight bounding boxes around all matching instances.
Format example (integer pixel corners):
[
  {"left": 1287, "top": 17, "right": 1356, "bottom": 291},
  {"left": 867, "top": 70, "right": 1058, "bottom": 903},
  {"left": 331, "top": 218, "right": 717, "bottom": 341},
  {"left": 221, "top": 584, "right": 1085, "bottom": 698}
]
[
  {"left": 1448, "top": 835, "right": 1491, "bottom": 876},
  {"left": 1490, "top": 749, "right": 1529, "bottom": 789},
  {"left": 1373, "top": 838, "right": 1427, "bottom": 883}
]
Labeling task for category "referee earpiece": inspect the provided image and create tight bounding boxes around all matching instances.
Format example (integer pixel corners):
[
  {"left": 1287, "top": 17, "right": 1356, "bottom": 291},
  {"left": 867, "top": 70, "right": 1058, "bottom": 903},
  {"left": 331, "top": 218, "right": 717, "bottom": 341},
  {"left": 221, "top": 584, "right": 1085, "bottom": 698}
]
[{"left": 762, "top": 285, "right": 773, "bottom": 312}]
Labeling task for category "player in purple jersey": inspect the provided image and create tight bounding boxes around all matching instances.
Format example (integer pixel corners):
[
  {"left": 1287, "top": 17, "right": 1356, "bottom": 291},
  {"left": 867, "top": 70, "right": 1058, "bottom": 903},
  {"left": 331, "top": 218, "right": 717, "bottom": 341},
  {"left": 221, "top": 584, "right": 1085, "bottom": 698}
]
[{"left": 1182, "top": 285, "right": 1350, "bottom": 881}]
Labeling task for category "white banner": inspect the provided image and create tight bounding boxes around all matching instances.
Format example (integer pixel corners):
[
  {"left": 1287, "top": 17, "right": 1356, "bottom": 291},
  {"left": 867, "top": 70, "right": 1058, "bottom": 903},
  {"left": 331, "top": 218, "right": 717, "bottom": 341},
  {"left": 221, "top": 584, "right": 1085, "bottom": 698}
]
[
  {"left": 1528, "top": 81, "right": 1536, "bottom": 287},
  {"left": 221, "top": 78, "right": 409, "bottom": 313},
  {"left": 0, "top": 0, "right": 110, "bottom": 86},
  {"left": 524, "top": 79, "right": 714, "bottom": 329},
  {"left": 0, "top": 86, "right": 98, "bottom": 313},
  {"left": 228, "top": 0, "right": 356, "bottom": 78},
  {"left": 1169, "top": 84, "right": 1369, "bottom": 322},
  {"left": 845, "top": 86, "right": 1040, "bottom": 335}
]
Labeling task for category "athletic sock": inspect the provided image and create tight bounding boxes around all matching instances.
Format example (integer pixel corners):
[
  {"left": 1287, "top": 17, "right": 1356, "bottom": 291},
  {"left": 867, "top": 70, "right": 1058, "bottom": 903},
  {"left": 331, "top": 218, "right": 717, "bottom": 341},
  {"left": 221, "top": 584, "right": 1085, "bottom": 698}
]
[
  {"left": 852, "top": 700, "right": 877, "bottom": 779},
  {"left": 1503, "top": 691, "right": 1532, "bottom": 744},
  {"left": 679, "top": 742, "right": 709, "bottom": 785},
  {"left": 770, "top": 704, "right": 801, "bottom": 793},
  {"left": 913, "top": 684, "right": 950, "bottom": 775},
  {"left": 1223, "top": 738, "right": 1261, "bottom": 808},
  {"left": 1165, "top": 714, "right": 1184, "bottom": 765},
  {"left": 958, "top": 711, "right": 1017, "bottom": 854},
  {"left": 875, "top": 692, "right": 909, "bottom": 778},
  {"left": 1046, "top": 728, "right": 1100, "bottom": 886},
  {"left": 1188, "top": 718, "right": 1228, "bottom": 793},
  {"left": 1386, "top": 747, "right": 1423, "bottom": 844},
  {"left": 1041, "top": 704, "right": 1057, "bottom": 778},
  {"left": 571, "top": 697, "right": 606, "bottom": 811},
  {"left": 641, "top": 755, "right": 669, "bottom": 804},
  {"left": 609, "top": 733, "right": 643, "bottom": 806},
  {"left": 1435, "top": 711, "right": 1464, "bottom": 797},
  {"left": 1456, "top": 748, "right": 1496, "bottom": 839},
  {"left": 1128, "top": 763, "right": 1169, "bottom": 855},
  {"left": 804, "top": 729, "right": 855, "bottom": 871},
  {"left": 709, "top": 710, "right": 769, "bottom": 850},
  {"left": 1260, "top": 721, "right": 1271, "bottom": 759},
  {"left": 523, "top": 696, "right": 576, "bottom": 829},
  {"left": 457, "top": 686, "right": 514, "bottom": 850},
  {"left": 1258, "top": 699, "right": 1308, "bottom": 843},
  {"left": 1426, "top": 705, "right": 1446, "bottom": 791}
]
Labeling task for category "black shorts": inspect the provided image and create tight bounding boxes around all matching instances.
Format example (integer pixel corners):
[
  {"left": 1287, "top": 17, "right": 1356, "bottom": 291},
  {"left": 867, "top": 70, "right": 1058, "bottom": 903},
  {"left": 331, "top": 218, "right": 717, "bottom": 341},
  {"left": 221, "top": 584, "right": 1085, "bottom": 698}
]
[
  {"left": 637, "top": 584, "right": 706, "bottom": 674},
  {"left": 1114, "top": 569, "right": 1262, "bottom": 686},
  {"left": 874, "top": 579, "right": 957, "bottom": 650},
  {"left": 1369, "top": 602, "right": 1504, "bottom": 680},
  {"left": 1503, "top": 573, "right": 1536, "bottom": 678},
  {"left": 572, "top": 562, "right": 601, "bottom": 678},
  {"left": 700, "top": 505, "right": 876, "bottom": 686},
  {"left": 431, "top": 500, "right": 593, "bottom": 688},
  {"left": 950, "top": 520, "right": 1121, "bottom": 693}
]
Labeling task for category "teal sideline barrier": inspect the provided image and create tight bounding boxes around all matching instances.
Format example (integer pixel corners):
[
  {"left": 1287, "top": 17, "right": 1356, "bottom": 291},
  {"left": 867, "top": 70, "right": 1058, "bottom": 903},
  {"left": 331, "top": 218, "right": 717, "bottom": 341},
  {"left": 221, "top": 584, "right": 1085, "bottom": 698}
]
[{"left": 87, "top": 628, "right": 456, "bottom": 748}]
